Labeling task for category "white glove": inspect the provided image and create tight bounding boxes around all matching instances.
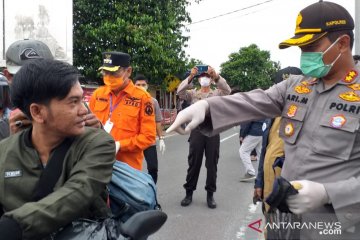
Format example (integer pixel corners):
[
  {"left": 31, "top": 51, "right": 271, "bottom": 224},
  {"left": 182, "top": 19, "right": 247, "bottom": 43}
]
[
  {"left": 115, "top": 141, "right": 121, "bottom": 154},
  {"left": 159, "top": 139, "right": 166, "bottom": 155},
  {"left": 286, "top": 180, "right": 330, "bottom": 215},
  {"left": 166, "top": 100, "right": 209, "bottom": 134}
]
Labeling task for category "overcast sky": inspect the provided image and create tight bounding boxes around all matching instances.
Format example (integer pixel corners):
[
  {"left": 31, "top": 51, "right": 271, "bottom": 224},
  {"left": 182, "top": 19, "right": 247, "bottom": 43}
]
[{"left": 185, "top": 0, "right": 354, "bottom": 71}]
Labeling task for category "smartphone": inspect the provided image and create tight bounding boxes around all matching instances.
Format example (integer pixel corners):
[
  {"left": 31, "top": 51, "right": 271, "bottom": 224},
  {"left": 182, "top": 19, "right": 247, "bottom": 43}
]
[{"left": 196, "top": 65, "right": 208, "bottom": 75}]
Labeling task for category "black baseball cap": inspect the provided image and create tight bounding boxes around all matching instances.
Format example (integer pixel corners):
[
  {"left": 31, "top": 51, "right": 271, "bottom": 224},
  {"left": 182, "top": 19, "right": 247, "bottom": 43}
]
[
  {"left": 134, "top": 74, "right": 148, "bottom": 83},
  {"left": 98, "top": 52, "right": 131, "bottom": 72},
  {"left": 6, "top": 39, "right": 53, "bottom": 74},
  {"left": 279, "top": 1, "right": 354, "bottom": 49}
]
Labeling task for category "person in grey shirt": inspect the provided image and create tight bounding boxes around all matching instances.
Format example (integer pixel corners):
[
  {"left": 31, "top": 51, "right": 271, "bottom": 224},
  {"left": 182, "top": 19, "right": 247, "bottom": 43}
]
[
  {"left": 168, "top": 1, "right": 359, "bottom": 239},
  {"left": 177, "top": 65, "right": 231, "bottom": 209},
  {"left": 134, "top": 74, "right": 165, "bottom": 184}
]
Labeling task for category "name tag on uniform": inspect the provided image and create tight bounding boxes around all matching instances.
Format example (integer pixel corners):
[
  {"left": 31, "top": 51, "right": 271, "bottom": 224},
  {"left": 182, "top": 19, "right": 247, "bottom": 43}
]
[
  {"left": 4, "top": 170, "right": 22, "bottom": 178},
  {"left": 104, "top": 119, "right": 114, "bottom": 133}
]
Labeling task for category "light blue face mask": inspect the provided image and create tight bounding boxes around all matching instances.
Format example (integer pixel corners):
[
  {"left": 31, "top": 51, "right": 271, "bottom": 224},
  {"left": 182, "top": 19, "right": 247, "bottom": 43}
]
[{"left": 300, "top": 37, "right": 342, "bottom": 78}]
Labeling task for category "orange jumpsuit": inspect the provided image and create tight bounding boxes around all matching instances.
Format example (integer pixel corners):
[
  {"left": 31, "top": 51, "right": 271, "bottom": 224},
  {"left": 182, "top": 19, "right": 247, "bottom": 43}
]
[{"left": 89, "top": 81, "right": 156, "bottom": 170}]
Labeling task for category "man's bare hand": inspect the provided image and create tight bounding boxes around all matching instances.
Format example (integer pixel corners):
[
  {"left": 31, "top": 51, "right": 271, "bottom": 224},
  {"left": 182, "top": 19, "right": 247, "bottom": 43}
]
[
  {"left": 84, "top": 113, "right": 102, "bottom": 128},
  {"left": 253, "top": 187, "right": 263, "bottom": 204},
  {"left": 9, "top": 109, "right": 32, "bottom": 134}
]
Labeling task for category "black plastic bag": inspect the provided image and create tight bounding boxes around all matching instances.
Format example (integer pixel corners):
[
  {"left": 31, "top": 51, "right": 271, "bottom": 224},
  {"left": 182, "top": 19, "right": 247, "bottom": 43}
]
[{"left": 54, "top": 218, "right": 125, "bottom": 240}]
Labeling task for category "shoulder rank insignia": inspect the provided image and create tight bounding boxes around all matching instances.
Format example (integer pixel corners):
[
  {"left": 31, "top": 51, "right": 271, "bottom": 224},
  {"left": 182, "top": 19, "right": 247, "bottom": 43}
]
[
  {"left": 347, "top": 83, "right": 360, "bottom": 91},
  {"left": 284, "top": 122, "right": 294, "bottom": 137},
  {"left": 287, "top": 104, "right": 298, "bottom": 118},
  {"left": 339, "top": 91, "right": 360, "bottom": 102},
  {"left": 330, "top": 115, "right": 346, "bottom": 128},
  {"left": 294, "top": 85, "right": 311, "bottom": 94},
  {"left": 342, "top": 69, "right": 358, "bottom": 83}
]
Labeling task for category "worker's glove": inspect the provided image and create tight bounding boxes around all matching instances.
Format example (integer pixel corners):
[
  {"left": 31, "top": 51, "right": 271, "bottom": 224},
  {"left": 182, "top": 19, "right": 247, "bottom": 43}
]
[
  {"left": 286, "top": 180, "right": 329, "bottom": 215},
  {"left": 159, "top": 139, "right": 166, "bottom": 155},
  {"left": 166, "top": 100, "right": 209, "bottom": 134},
  {"left": 115, "top": 141, "right": 121, "bottom": 154}
]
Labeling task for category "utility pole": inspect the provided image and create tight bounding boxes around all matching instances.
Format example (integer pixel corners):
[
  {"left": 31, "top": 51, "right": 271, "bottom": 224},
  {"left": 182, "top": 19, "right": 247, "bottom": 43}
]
[{"left": 355, "top": 0, "right": 360, "bottom": 54}]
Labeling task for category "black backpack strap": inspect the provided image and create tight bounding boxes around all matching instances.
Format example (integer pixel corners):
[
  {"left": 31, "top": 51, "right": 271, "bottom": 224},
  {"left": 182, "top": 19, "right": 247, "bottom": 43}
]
[{"left": 32, "top": 137, "right": 73, "bottom": 201}]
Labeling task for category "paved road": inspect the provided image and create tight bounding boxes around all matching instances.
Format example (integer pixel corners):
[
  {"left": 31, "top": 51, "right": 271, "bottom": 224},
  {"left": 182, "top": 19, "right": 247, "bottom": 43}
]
[{"left": 147, "top": 127, "right": 265, "bottom": 240}]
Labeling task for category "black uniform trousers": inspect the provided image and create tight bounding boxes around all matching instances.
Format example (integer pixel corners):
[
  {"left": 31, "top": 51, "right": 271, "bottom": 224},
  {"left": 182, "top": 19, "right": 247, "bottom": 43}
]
[
  {"left": 144, "top": 145, "right": 158, "bottom": 184},
  {"left": 184, "top": 129, "right": 220, "bottom": 193}
]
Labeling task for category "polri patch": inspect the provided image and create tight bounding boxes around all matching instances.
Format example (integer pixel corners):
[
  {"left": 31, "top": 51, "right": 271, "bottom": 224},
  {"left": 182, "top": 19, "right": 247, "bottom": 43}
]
[
  {"left": 287, "top": 104, "right": 298, "bottom": 118},
  {"left": 330, "top": 115, "right": 346, "bottom": 128},
  {"left": 5, "top": 170, "right": 22, "bottom": 178},
  {"left": 144, "top": 102, "right": 154, "bottom": 116},
  {"left": 284, "top": 122, "right": 294, "bottom": 137}
]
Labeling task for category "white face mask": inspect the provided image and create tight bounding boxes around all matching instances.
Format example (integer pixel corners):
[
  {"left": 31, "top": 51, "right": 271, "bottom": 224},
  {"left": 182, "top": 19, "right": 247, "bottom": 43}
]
[{"left": 199, "top": 77, "right": 211, "bottom": 87}]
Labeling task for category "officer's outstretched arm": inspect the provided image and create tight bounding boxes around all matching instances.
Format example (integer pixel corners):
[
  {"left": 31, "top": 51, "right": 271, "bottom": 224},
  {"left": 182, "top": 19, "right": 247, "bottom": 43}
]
[{"left": 166, "top": 100, "right": 209, "bottom": 135}]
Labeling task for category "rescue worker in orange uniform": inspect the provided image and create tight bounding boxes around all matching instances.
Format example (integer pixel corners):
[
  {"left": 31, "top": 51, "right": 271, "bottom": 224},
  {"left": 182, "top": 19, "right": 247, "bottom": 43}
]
[{"left": 89, "top": 52, "right": 156, "bottom": 170}]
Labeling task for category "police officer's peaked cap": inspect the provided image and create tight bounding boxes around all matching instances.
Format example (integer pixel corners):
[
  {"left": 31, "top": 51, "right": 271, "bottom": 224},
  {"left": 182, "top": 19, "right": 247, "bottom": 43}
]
[
  {"left": 279, "top": 1, "right": 354, "bottom": 49},
  {"left": 99, "top": 52, "right": 131, "bottom": 72}
]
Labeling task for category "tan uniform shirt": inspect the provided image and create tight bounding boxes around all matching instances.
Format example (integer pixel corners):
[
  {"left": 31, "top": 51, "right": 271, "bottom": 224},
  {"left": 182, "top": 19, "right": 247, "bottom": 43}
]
[{"left": 177, "top": 76, "right": 231, "bottom": 103}]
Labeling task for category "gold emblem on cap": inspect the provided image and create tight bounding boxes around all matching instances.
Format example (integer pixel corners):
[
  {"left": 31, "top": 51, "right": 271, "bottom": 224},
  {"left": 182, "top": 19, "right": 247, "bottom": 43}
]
[
  {"left": 339, "top": 91, "right": 360, "bottom": 102},
  {"left": 292, "top": 182, "right": 303, "bottom": 190},
  {"left": 284, "top": 122, "right": 294, "bottom": 137},
  {"left": 287, "top": 105, "right": 298, "bottom": 118},
  {"left": 294, "top": 85, "right": 311, "bottom": 94},
  {"left": 343, "top": 69, "right": 358, "bottom": 83},
  {"left": 104, "top": 54, "right": 112, "bottom": 64}
]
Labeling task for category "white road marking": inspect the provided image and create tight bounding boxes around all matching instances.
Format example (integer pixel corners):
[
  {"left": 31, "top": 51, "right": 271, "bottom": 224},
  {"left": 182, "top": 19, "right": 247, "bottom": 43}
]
[{"left": 220, "top": 133, "right": 238, "bottom": 143}]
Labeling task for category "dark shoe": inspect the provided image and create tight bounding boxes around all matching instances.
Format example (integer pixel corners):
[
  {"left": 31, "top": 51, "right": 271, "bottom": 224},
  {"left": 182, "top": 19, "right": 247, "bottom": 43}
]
[
  {"left": 207, "top": 192, "right": 217, "bottom": 209},
  {"left": 181, "top": 191, "right": 193, "bottom": 207}
]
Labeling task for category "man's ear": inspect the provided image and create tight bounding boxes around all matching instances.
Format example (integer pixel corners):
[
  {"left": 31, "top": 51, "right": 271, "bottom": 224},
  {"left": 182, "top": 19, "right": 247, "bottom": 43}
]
[
  {"left": 339, "top": 35, "right": 350, "bottom": 53},
  {"left": 29, "top": 103, "right": 47, "bottom": 124},
  {"left": 126, "top": 67, "right": 133, "bottom": 77}
]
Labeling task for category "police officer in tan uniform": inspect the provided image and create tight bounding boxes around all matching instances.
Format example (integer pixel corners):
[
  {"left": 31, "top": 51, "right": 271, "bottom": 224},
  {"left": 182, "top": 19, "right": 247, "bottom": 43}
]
[
  {"left": 168, "top": 1, "right": 360, "bottom": 238},
  {"left": 177, "top": 65, "right": 231, "bottom": 209}
]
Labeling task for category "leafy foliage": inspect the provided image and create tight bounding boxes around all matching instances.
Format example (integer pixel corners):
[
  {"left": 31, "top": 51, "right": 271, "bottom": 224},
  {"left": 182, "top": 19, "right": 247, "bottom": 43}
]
[
  {"left": 220, "top": 44, "right": 280, "bottom": 91},
  {"left": 73, "top": 0, "right": 194, "bottom": 85}
]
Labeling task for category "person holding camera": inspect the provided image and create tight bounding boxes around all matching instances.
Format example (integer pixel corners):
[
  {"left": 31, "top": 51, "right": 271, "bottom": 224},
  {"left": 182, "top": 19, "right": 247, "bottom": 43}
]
[{"left": 177, "top": 65, "right": 231, "bottom": 209}]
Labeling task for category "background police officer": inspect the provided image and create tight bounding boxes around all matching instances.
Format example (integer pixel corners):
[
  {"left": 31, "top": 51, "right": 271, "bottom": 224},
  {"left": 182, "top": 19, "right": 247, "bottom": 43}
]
[{"left": 177, "top": 65, "right": 231, "bottom": 209}]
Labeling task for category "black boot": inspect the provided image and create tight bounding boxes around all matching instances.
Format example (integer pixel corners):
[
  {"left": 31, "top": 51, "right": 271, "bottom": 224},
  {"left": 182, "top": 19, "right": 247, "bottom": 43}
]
[
  {"left": 181, "top": 190, "right": 193, "bottom": 207},
  {"left": 207, "top": 192, "right": 217, "bottom": 209}
]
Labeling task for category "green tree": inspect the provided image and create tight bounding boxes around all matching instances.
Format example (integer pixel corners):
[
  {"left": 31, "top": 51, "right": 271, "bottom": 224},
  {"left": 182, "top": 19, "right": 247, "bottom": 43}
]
[
  {"left": 73, "top": 0, "right": 193, "bottom": 85},
  {"left": 220, "top": 44, "right": 280, "bottom": 91}
]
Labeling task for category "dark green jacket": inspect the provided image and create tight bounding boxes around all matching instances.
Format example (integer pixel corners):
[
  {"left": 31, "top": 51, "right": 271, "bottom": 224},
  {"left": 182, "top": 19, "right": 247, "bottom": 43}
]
[{"left": 0, "top": 127, "right": 115, "bottom": 239}]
